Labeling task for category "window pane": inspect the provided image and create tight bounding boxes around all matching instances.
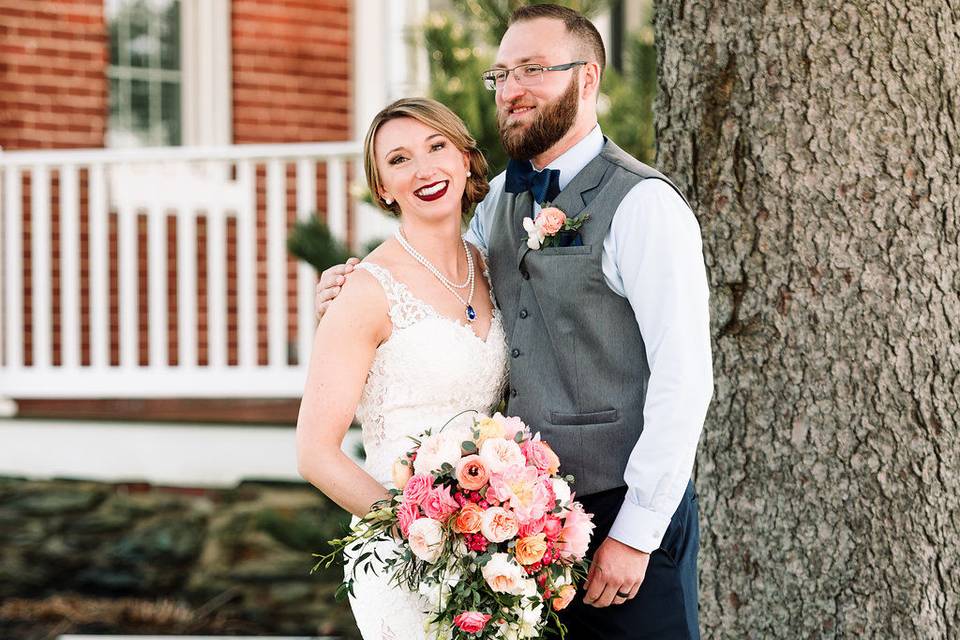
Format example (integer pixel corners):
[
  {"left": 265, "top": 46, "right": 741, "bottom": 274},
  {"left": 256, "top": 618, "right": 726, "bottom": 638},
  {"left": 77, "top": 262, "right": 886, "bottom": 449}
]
[
  {"left": 161, "top": 81, "right": 182, "bottom": 146},
  {"left": 130, "top": 78, "right": 151, "bottom": 139},
  {"left": 108, "top": 75, "right": 124, "bottom": 135},
  {"left": 159, "top": 0, "right": 180, "bottom": 70},
  {"left": 106, "top": 0, "right": 183, "bottom": 147},
  {"left": 108, "top": 15, "right": 120, "bottom": 66},
  {"left": 128, "top": 1, "right": 156, "bottom": 69}
]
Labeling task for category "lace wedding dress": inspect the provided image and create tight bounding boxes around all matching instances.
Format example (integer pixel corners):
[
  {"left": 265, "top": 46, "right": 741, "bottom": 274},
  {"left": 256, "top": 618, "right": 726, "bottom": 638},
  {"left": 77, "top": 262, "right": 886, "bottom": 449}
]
[{"left": 346, "top": 260, "right": 509, "bottom": 640}]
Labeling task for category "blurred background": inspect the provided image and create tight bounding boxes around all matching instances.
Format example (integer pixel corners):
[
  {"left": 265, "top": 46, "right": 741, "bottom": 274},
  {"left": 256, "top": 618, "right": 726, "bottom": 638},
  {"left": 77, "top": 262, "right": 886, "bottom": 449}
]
[{"left": 0, "top": 1, "right": 653, "bottom": 638}]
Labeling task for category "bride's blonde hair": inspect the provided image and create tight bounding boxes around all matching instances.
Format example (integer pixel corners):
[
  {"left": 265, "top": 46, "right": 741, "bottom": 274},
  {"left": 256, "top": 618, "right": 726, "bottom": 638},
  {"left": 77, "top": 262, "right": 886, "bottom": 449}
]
[{"left": 364, "top": 97, "right": 489, "bottom": 216}]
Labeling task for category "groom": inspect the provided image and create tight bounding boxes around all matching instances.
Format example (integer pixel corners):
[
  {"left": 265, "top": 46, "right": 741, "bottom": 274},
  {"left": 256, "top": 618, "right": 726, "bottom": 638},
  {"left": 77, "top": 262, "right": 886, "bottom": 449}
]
[{"left": 319, "top": 5, "right": 712, "bottom": 638}]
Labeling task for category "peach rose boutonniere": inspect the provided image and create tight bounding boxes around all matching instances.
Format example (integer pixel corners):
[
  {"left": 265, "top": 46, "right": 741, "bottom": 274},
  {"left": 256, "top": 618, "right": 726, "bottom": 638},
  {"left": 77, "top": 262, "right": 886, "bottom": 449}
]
[{"left": 522, "top": 204, "right": 590, "bottom": 250}]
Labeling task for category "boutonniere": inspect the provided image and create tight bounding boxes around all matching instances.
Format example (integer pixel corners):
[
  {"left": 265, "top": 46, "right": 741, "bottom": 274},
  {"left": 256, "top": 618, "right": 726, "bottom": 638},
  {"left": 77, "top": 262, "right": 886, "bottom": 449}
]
[{"left": 522, "top": 204, "right": 590, "bottom": 250}]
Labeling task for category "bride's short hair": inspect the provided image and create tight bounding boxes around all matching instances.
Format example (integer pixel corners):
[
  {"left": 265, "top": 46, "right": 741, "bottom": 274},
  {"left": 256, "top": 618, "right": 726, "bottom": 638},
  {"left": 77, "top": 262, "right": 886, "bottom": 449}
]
[{"left": 364, "top": 97, "right": 490, "bottom": 217}]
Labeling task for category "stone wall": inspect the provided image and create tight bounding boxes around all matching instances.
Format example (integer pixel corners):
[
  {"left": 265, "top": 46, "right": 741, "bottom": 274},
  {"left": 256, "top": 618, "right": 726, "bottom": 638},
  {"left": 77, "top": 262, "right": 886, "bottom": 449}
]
[{"left": 0, "top": 477, "right": 360, "bottom": 639}]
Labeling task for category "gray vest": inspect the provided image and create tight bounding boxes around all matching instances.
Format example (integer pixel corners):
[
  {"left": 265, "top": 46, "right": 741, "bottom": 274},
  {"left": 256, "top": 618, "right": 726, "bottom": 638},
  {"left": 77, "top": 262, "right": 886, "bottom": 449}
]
[{"left": 486, "top": 139, "right": 689, "bottom": 496}]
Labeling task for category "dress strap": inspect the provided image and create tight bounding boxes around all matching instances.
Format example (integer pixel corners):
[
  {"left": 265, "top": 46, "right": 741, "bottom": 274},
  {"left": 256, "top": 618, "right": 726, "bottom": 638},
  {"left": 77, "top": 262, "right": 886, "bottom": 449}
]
[{"left": 355, "top": 262, "right": 432, "bottom": 329}]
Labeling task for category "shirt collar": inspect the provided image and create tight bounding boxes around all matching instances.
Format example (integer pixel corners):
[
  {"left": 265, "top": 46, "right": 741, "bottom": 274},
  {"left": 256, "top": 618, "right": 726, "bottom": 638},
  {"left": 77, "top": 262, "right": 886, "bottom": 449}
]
[{"left": 538, "top": 124, "right": 604, "bottom": 192}]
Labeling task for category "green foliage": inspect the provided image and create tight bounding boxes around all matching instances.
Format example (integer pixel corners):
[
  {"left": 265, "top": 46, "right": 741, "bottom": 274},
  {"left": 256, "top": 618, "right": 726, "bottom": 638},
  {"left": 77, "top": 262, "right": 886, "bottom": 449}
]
[
  {"left": 423, "top": 13, "right": 506, "bottom": 174},
  {"left": 453, "top": 0, "right": 612, "bottom": 45},
  {"left": 286, "top": 215, "right": 351, "bottom": 275},
  {"left": 421, "top": 1, "right": 656, "bottom": 174}
]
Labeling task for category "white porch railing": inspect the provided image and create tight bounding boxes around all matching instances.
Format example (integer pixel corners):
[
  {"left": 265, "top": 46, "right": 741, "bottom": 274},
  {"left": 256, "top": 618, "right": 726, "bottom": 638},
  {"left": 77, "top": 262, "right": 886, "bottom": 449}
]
[{"left": 0, "top": 142, "right": 364, "bottom": 399}]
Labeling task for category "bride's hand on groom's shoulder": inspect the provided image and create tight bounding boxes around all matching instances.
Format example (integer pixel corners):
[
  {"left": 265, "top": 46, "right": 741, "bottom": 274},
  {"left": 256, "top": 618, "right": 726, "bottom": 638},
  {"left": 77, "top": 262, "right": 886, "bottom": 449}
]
[
  {"left": 316, "top": 257, "right": 361, "bottom": 320},
  {"left": 583, "top": 537, "right": 650, "bottom": 608}
]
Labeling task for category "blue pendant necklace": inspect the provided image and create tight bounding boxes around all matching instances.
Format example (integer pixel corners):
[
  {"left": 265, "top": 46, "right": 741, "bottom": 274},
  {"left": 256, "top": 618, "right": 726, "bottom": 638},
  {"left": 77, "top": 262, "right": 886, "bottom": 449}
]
[{"left": 395, "top": 229, "right": 477, "bottom": 322}]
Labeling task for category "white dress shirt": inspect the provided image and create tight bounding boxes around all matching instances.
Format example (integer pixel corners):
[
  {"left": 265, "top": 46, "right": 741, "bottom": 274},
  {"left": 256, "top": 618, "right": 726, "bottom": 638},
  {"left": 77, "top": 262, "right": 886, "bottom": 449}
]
[{"left": 464, "top": 125, "right": 713, "bottom": 552}]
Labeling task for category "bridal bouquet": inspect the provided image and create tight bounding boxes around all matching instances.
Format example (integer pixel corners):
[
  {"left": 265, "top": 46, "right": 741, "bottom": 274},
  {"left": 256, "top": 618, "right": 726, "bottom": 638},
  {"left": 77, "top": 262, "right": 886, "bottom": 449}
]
[{"left": 313, "top": 412, "right": 595, "bottom": 639}]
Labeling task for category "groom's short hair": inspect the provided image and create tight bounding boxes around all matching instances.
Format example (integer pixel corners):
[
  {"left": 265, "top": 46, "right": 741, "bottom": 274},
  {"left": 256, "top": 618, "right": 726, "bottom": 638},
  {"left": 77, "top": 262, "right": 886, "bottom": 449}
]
[{"left": 508, "top": 4, "right": 606, "bottom": 79}]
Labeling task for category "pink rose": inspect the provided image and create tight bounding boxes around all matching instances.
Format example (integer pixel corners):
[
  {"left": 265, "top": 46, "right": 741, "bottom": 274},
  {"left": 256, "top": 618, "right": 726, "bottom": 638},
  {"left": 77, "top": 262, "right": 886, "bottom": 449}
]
[
  {"left": 455, "top": 455, "right": 490, "bottom": 491},
  {"left": 542, "top": 515, "right": 563, "bottom": 540},
  {"left": 522, "top": 438, "right": 561, "bottom": 476},
  {"left": 453, "top": 611, "right": 492, "bottom": 633},
  {"left": 492, "top": 412, "right": 527, "bottom": 441},
  {"left": 557, "top": 503, "right": 595, "bottom": 560},
  {"left": 517, "top": 514, "right": 546, "bottom": 537},
  {"left": 488, "top": 465, "right": 554, "bottom": 524},
  {"left": 480, "top": 506, "right": 520, "bottom": 543},
  {"left": 397, "top": 500, "right": 421, "bottom": 537},
  {"left": 402, "top": 473, "right": 434, "bottom": 505},
  {"left": 536, "top": 206, "right": 566, "bottom": 235},
  {"left": 422, "top": 484, "right": 460, "bottom": 521}
]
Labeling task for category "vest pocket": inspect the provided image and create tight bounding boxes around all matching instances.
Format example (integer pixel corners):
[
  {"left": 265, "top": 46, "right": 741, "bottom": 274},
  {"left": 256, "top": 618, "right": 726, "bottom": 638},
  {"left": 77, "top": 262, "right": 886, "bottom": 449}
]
[
  {"left": 536, "top": 244, "right": 593, "bottom": 256},
  {"left": 549, "top": 408, "right": 619, "bottom": 425}
]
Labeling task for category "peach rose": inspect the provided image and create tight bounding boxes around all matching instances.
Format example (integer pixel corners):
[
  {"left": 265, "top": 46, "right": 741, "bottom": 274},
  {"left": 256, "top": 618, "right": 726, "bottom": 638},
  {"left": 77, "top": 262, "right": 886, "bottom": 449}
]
[
  {"left": 536, "top": 206, "right": 566, "bottom": 235},
  {"left": 479, "top": 506, "right": 519, "bottom": 543},
  {"left": 455, "top": 455, "right": 490, "bottom": 491},
  {"left": 402, "top": 473, "right": 434, "bottom": 505},
  {"left": 392, "top": 459, "right": 413, "bottom": 490},
  {"left": 453, "top": 502, "right": 484, "bottom": 534},
  {"left": 481, "top": 552, "right": 528, "bottom": 595},
  {"left": 514, "top": 533, "right": 548, "bottom": 566},
  {"left": 522, "top": 438, "right": 561, "bottom": 476},
  {"left": 552, "top": 584, "right": 577, "bottom": 611},
  {"left": 407, "top": 517, "right": 444, "bottom": 564}
]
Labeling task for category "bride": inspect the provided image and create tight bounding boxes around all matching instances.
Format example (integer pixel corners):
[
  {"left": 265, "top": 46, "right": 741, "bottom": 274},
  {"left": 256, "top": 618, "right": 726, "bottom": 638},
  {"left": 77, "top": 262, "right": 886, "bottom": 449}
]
[{"left": 296, "top": 98, "right": 509, "bottom": 639}]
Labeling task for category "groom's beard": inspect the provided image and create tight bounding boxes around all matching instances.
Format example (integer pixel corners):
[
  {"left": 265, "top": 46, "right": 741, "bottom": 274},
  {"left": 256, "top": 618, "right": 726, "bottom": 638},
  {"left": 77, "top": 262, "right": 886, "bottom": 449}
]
[{"left": 498, "top": 75, "right": 579, "bottom": 161}]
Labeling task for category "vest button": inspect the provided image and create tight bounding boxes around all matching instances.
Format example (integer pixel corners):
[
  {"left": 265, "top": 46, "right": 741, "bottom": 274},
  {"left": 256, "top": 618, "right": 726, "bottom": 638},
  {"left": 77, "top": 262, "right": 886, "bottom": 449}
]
[
  {"left": 520, "top": 269, "right": 530, "bottom": 280},
  {"left": 519, "top": 309, "right": 528, "bottom": 319},
  {"left": 510, "top": 388, "right": 518, "bottom": 398},
  {"left": 511, "top": 348, "right": 520, "bottom": 358}
]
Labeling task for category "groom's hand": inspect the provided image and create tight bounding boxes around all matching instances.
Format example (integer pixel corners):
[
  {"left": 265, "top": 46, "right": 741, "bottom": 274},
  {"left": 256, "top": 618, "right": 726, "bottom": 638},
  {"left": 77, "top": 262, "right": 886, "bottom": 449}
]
[
  {"left": 583, "top": 537, "right": 649, "bottom": 608},
  {"left": 315, "top": 257, "right": 361, "bottom": 320}
]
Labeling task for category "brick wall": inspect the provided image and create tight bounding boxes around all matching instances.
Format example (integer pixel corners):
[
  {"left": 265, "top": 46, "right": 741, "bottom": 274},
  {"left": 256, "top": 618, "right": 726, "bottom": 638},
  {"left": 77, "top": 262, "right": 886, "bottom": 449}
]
[
  {"left": 231, "top": 0, "right": 352, "bottom": 365},
  {"left": 231, "top": 0, "right": 351, "bottom": 144},
  {"left": 0, "top": 0, "right": 108, "bottom": 150},
  {"left": 3, "top": 1, "right": 353, "bottom": 405}
]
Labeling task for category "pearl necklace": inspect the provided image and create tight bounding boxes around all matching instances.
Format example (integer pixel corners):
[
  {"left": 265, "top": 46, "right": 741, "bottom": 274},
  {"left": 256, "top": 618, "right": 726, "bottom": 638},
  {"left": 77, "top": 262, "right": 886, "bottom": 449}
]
[{"left": 394, "top": 228, "right": 477, "bottom": 322}]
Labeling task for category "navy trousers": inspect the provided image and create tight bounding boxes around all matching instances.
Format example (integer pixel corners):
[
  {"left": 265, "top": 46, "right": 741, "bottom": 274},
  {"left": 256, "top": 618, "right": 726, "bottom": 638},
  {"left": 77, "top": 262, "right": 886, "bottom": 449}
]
[{"left": 558, "top": 481, "right": 700, "bottom": 639}]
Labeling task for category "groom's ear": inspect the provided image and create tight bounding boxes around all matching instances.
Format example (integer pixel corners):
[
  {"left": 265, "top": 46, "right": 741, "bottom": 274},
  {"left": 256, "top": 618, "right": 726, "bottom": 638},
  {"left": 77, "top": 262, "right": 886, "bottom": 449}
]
[{"left": 581, "top": 61, "right": 602, "bottom": 101}]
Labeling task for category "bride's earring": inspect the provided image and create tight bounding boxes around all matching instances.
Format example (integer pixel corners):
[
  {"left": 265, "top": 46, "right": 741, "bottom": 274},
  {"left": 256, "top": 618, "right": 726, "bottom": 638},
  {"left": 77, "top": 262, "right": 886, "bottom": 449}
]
[
  {"left": 466, "top": 170, "right": 472, "bottom": 177},
  {"left": 384, "top": 196, "right": 393, "bottom": 205}
]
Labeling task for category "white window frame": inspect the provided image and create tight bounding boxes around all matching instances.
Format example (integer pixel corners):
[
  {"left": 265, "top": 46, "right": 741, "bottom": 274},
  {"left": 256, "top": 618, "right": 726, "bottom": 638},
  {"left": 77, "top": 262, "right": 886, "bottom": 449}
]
[
  {"left": 106, "top": 0, "right": 231, "bottom": 148},
  {"left": 180, "top": 0, "right": 232, "bottom": 146}
]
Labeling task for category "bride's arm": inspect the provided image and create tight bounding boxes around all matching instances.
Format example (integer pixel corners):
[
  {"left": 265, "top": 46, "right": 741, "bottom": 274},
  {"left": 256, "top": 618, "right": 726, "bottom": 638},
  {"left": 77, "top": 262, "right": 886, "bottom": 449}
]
[{"left": 296, "top": 269, "right": 392, "bottom": 518}]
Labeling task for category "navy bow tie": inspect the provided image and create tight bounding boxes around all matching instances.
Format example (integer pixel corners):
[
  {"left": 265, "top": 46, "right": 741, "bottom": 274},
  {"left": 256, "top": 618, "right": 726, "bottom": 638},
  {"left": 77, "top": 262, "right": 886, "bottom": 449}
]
[{"left": 504, "top": 159, "right": 561, "bottom": 204}]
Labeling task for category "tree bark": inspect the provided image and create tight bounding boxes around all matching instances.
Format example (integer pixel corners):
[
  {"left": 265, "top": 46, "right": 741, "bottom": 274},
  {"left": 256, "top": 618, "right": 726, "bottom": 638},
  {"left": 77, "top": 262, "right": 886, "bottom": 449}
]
[{"left": 655, "top": 1, "right": 960, "bottom": 637}]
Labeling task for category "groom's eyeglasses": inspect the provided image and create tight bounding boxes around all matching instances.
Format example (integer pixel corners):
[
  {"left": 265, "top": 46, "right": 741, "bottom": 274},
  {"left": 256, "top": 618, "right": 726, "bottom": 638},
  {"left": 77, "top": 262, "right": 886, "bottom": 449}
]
[{"left": 481, "top": 61, "right": 587, "bottom": 91}]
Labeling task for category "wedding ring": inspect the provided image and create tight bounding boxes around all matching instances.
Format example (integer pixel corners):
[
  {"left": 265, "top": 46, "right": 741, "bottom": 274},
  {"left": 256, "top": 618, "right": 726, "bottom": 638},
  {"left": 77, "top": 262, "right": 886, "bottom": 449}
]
[{"left": 616, "top": 591, "right": 630, "bottom": 598}]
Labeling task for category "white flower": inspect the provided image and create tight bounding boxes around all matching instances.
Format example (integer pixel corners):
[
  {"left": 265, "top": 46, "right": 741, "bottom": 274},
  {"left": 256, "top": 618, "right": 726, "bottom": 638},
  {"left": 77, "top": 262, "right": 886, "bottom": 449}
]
[
  {"left": 407, "top": 517, "right": 444, "bottom": 564},
  {"left": 481, "top": 552, "right": 528, "bottom": 595},
  {"left": 414, "top": 431, "right": 463, "bottom": 475},
  {"left": 522, "top": 216, "right": 546, "bottom": 250},
  {"left": 520, "top": 600, "right": 544, "bottom": 633},
  {"left": 550, "top": 478, "right": 572, "bottom": 509},
  {"left": 479, "top": 437, "right": 525, "bottom": 474}
]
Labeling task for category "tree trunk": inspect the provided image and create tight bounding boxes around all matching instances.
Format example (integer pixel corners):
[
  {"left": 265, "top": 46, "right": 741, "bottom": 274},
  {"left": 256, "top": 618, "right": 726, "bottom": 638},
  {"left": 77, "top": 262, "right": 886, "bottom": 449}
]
[{"left": 654, "top": 1, "right": 960, "bottom": 637}]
